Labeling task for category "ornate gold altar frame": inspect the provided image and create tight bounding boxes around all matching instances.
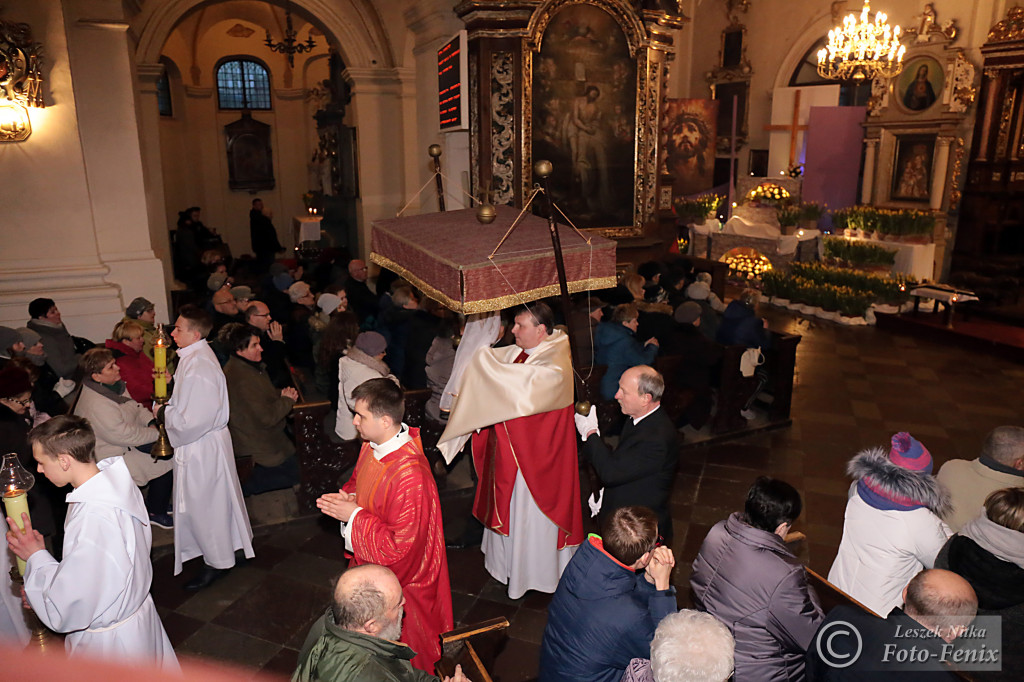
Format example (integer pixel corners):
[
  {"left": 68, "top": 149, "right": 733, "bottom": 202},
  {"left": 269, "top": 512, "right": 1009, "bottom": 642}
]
[{"left": 520, "top": 0, "right": 686, "bottom": 238}]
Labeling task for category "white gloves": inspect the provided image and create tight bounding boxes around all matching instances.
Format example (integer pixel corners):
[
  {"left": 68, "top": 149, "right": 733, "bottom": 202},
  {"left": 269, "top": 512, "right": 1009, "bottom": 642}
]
[
  {"left": 574, "top": 406, "right": 599, "bottom": 439},
  {"left": 588, "top": 488, "right": 604, "bottom": 518}
]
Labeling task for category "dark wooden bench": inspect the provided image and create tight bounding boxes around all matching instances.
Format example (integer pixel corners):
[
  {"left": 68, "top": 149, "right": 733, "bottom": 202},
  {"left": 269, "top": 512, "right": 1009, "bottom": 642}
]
[
  {"left": 291, "top": 387, "right": 443, "bottom": 513},
  {"left": 436, "top": 617, "right": 510, "bottom": 682}
]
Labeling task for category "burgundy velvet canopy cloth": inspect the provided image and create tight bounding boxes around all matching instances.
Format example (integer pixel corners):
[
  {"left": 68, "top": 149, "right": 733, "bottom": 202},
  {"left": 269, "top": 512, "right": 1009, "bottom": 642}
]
[{"left": 369, "top": 206, "right": 617, "bottom": 313}]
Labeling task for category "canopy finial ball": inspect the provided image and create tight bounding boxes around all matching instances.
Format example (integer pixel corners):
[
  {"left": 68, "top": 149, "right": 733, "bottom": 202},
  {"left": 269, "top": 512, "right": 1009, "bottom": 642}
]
[
  {"left": 428, "top": 144, "right": 443, "bottom": 158},
  {"left": 534, "top": 159, "right": 553, "bottom": 178},
  {"left": 476, "top": 203, "right": 497, "bottom": 224}
]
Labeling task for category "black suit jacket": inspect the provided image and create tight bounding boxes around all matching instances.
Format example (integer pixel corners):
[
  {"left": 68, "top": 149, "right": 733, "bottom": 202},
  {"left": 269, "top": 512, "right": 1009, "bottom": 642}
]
[
  {"left": 583, "top": 406, "right": 679, "bottom": 541},
  {"left": 806, "top": 606, "right": 962, "bottom": 681}
]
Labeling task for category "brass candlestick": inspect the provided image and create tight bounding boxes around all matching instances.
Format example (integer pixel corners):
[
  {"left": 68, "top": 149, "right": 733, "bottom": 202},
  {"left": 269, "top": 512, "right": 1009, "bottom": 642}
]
[
  {"left": 9, "top": 564, "right": 56, "bottom": 650},
  {"left": 150, "top": 401, "right": 173, "bottom": 461}
]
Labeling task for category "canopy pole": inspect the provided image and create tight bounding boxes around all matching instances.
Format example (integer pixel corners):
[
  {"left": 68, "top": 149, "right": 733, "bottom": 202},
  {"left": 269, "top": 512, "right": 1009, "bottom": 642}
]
[
  {"left": 428, "top": 144, "right": 446, "bottom": 212},
  {"left": 534, "top": 160, "right": 588, "bottom": 406}
]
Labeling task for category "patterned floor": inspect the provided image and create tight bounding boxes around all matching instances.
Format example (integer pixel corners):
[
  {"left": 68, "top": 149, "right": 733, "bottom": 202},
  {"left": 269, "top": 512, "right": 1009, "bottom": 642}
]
[{"left": 147, "top": 307, "right": 1024, "bottom": 680}]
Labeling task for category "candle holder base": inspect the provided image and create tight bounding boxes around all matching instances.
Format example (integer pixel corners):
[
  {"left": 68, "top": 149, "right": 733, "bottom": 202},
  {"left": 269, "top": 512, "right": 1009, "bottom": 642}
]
[{"left": 9, "top": 565, "right": 57, "bottom": 651}]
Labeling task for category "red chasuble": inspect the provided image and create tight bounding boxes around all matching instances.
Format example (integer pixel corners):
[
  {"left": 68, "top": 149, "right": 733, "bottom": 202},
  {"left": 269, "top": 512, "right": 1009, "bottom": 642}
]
[
  {"left": 342, "top": 428, "right": 453, "bottom": 672},
  {"left": 472, "top": 405, "right": 584, "bottom": 550}
]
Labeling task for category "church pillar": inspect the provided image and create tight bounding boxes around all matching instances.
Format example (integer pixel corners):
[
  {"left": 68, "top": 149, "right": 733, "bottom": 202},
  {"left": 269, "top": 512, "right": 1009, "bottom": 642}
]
[
  {"left": 62, "top": 4, "right": 170, "bottom": 329},
  {"left": 273, "top": 88, "right": 313, "bottom": 250},
  {"left": 930, "top": 136, "right": 953, "bottom": 212},
  {"left": 0, "top": 0, "right": 166, "bottom": 339},
  {"left": 404, "top": 4, "right": 470, "bottom": 211},
  {"left": 343, "top": 67, "right": 416, "bottom": 256},
  {"left": 135, "top": 62, "right": 175, "bottom": 299},
  {"left": 862, "top": 138, "right": 878, "bottom": 205}
]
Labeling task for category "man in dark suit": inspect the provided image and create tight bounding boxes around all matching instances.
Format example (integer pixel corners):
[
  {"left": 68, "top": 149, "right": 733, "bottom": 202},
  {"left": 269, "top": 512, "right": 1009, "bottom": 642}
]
[
  {"left": 576, "top": 365, "right": 679, "bottom": 544},
  {"left": 805, "top": 569, "right": 979, "bottom": 681}
]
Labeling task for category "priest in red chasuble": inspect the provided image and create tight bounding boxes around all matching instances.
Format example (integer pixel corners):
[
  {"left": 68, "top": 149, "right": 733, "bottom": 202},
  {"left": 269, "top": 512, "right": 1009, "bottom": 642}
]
[
  {"left": 316, "top": 378, "right": 453, "bottom": 673},
  {"left": 438, "top": 303, "right": 584, "bottom": 599}
]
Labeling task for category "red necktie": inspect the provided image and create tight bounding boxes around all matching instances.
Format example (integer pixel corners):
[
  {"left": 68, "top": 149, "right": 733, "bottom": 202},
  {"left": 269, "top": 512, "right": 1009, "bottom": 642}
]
[{"left": 514, "top": 350, "right": 528, "bottom": 364}]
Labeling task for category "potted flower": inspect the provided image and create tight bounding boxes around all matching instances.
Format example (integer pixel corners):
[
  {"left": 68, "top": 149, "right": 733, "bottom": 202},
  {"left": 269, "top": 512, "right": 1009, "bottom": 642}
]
[
  {"left": 776, "top": 205, "right": 802, "bottom": 236},
  {"left": 799, "top": 202, "right": 824, "bottom": 230}
]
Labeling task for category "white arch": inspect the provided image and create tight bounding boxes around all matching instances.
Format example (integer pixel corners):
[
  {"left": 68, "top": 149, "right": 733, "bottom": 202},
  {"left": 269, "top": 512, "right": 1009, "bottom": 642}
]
[{"left": 132, "top": 0, "right": 396, "bottom": 69}]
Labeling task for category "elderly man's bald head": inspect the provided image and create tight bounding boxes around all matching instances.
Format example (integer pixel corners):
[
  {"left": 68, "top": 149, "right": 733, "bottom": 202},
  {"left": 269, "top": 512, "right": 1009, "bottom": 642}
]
[
  {"left": 903, "top": 569, "right": 978, "bottom": 642},
  {"left": 332, "top": 564, "right": 404, "bottom": 639}
]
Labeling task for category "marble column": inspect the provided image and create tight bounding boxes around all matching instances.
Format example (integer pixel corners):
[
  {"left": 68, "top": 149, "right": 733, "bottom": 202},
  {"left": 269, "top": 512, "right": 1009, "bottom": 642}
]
[
  {"left": 343, "top": 66, "right": 416, "bottom": 256},
  {"left": 930, "top": 137, "right": 953, "bottom": 212},
  {"left": 861, "top": 138, "right": 878, "bottom": 205}
]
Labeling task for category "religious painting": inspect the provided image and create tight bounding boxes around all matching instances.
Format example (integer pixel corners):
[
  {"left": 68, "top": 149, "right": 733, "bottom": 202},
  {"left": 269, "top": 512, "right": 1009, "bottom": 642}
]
[
  {"left": 660, "top": 98, "right": 718, "bottom": 197},
  {"left": 890, "top": 134, "right": 935, "bottom": 202},
  {"left": 712, "top": 81, "right": 749, "bottom": 149},
  {"left": 896, "top": 56, "right": 944, "bottom": 114},
  {"left": 531, "top": 4, "right": 636, "bottom": 230},
  {"left": 224, "top": 112, "right": 274, "bottom": 191}
]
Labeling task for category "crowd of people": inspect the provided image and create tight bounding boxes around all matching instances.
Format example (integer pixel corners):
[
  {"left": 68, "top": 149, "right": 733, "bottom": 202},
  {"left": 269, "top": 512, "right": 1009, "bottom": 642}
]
[{"left": 0, "top": 245, "right": 1021, "bottom": 682}]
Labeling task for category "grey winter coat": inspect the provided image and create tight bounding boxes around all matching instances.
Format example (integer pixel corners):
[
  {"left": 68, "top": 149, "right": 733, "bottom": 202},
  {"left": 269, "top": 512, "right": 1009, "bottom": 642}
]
[{"left": 690, "top": 512, "right": 824, "bottom": 682}]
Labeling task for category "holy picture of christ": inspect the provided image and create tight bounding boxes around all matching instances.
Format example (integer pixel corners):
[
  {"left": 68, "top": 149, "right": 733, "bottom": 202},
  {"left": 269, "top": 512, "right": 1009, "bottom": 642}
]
[
  {"left": 531, "top": 4, "right": 636, "bottom": 230},
  {"left": 660, "top": 99, "right": 718, "bottom": 198}
]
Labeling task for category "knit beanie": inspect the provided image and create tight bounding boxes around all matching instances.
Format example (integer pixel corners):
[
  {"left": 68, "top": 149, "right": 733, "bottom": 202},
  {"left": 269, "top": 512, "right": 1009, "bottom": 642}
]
[
  {"left": 0, "top": 327, "right": 21, "bottom": 354},
  {"left": 355, "top": 331, "right": 387, "bottom": 356},
  {"left": 674, "top": 301, "right": 703, "bottom": 325},
  {"left": 686, "top": 281, "right": 711, "bottom": 301},
  {"left": 317, "top": 293, "right": 342, "bottom": 315},
  {"left": 16, "top": 327, "right": 41, "bottom": 348},
  {"left": 125, "top": 297, "right": 155, "bottom": 319},
  {"left": 231, "top": 286, "right": 253, "bottom": 301},
  {"left": 207, "top": 272, "right": 228, "bottom": 292},
  {"left": 273, "top": 271, "right": 294, "bottom": 292},
  {"left": 888, "top": 431, "right": 933, "bottom": 474},
  {"left": 856, "top": 432, "right": 935, "bottom": 512}
]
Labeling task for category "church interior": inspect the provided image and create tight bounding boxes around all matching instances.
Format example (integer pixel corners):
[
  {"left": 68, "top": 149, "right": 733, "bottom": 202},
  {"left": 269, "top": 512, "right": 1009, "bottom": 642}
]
[{"left": 2, "top": 0, "right": 1024, "bottom": 679}]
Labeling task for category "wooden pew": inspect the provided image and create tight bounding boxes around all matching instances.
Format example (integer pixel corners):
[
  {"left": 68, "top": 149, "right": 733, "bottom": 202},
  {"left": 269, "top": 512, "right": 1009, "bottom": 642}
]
[
  {"left": 435, "top": 617, "right": 510, "bottom": 682},
  {"left": 291, "top": 388, "right": 441, "bottom": 513}
]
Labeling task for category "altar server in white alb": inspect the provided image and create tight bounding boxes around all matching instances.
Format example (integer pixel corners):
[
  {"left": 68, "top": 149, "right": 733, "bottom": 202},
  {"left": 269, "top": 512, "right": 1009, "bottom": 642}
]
[
  {"left": 165, "top": 304, "right": 254, "bottom": 590},
  {"left": 5, "top": 415, "right": 178, "bottom": 669}
]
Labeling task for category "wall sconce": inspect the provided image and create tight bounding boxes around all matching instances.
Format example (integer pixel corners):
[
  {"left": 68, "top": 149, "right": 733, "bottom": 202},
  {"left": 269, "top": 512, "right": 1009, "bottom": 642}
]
[{"left": 0, "top": 18, "right": 45, "bottom": 142}]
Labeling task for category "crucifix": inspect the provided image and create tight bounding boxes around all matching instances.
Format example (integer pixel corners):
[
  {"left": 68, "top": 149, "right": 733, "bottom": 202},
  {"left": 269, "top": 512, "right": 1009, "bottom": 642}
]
[{"left": 764, "top": 89, "right": 808, "bottom": 168}]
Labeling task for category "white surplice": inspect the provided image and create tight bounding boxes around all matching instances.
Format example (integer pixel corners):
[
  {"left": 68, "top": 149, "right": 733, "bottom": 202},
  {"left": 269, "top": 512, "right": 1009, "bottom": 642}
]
[
  {"left": 481, "top": 471, "right": 577, "bottom": 599},
  {"left": 164, "top": 339, "right": 254, "bottom": 574},
  {"left": 0, "top": 516, "right": 29, "bottom": 647},
  {"left": 23, "top": 457, "right": 178, "bottom": 670}
]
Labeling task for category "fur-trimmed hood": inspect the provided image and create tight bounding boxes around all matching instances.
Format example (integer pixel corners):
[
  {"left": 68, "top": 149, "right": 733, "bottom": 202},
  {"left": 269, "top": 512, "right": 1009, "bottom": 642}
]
[{"left": 848, "top": 446, "right": 951, "bottom": 517}]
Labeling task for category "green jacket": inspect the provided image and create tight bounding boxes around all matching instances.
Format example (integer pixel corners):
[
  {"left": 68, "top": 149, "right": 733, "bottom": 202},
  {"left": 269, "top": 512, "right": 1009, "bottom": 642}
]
[
  {"left": 223, "top": 355, "right": 295, "bottom": 467},
  {"left": 293, "top": 610, "right": 439, "bottom": 682}
]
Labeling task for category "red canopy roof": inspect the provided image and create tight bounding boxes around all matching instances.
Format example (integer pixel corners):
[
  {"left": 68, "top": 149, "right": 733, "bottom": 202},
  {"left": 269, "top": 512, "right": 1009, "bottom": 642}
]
[{"left": 370, "top": 206, "right": 617, "bottom": 313}]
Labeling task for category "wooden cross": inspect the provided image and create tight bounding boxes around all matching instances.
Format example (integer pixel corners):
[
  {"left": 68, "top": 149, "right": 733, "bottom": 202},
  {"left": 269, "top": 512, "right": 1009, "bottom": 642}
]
[{"left": 764, "top": 89, "right": 808, "bottom": 168}]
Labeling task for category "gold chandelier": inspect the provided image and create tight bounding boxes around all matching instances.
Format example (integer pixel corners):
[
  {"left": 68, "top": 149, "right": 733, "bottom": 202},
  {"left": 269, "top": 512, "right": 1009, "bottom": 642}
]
[{"left": 817, "top": 0, "right": 906, "bottom": 81}]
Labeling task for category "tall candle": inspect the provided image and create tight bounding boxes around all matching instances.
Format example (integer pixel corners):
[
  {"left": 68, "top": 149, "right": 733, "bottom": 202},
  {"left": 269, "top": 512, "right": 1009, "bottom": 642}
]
[
  {"left": 3, "top": 491, "right": 30, "bottom": 575},
  {"left": 153, "top": 341, "right": 167, "bottom": 399}
]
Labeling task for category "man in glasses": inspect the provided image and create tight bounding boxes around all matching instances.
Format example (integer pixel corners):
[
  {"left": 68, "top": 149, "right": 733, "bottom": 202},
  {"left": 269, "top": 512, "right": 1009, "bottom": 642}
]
[
  {"left": 244, "top": 301, "right": 291, "bottom": 389},
  {"left": 540, "top": 506, "right": 676, "bottom": 682}
]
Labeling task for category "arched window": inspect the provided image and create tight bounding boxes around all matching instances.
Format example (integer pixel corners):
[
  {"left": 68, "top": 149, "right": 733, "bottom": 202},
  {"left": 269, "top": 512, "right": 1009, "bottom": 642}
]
[
  {"left": 790, "top": 38, "right": 872, "bottom": 107},
  {"left": 216, "top": 58, "right": 272, "bottom": 110},
  {"left": 157, "top": 70, "right": 173, "bottom": 117}
]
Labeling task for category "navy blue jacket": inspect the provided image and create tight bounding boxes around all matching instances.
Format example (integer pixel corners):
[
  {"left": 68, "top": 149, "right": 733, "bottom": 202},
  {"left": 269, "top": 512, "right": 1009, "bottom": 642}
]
[
  {"left": 716, "top": 300, "right": 772, "bottom": 349},
  {"left": 539, "top": 536, "right": 677, "bottom": 682},
  {"left": 594, "top": 322, "right": 658, "bottom": 400}
]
